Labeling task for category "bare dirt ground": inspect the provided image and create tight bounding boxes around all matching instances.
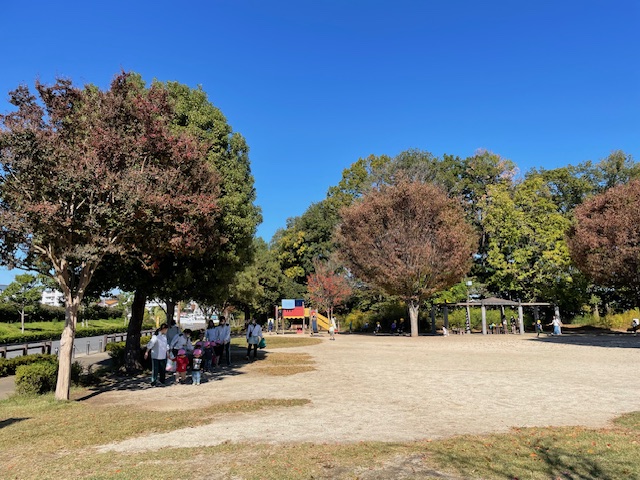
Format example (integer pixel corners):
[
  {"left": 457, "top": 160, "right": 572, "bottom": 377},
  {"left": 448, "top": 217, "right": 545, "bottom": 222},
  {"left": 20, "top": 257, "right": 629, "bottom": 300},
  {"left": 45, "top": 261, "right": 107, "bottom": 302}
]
[{"left": 96, "top": 332, "right": 640, "bottom": 453}]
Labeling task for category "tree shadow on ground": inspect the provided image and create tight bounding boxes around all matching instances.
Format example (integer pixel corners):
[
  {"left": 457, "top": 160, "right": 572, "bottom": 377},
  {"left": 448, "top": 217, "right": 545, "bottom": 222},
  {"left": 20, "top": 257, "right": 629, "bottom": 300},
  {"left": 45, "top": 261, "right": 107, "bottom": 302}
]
[
  {"left": 433, "top": 442, "right": 623, "bottom": 480},
  {"left": 529, "top": 328, "right": 640, "bottom": 349},
  {"left": 74, "top": 347, "right": 265, "bottom": 402},
  {"left": 0, "top": 417, "right": 29, "bottom": 429}
]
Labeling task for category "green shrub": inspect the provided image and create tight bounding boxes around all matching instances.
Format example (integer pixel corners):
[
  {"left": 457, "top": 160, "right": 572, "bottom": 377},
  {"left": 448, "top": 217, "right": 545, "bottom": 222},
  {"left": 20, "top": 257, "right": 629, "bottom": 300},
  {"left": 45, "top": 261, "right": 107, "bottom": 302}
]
[
  {"left": 0, "top": 354, "right": 57, "bottom": 377},
  {"left": 15, "top": 362, "right": 58, "bottom": 395},
  {"left": 344, "top": 310, "right": 368, "bottom": 331},
  {"left": 106, "top": 336, "right": 151, "bottom": 371},
  {"left": 0, "top": 324, "right": 155, "bottom": 345},
  {"left": 15, "top": 360, "right": 83, "bottom": 395}
]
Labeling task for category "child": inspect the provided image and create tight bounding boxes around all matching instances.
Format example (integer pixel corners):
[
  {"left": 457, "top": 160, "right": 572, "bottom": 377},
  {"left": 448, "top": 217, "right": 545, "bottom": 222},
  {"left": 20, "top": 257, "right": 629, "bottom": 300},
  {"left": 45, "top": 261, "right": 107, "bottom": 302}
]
[
  {"left": 374, "top": 322, "right": 382, "bottom": 335},
  {"left": 203, "top": 341, "right": 214, "bottom": 372},
  {"left": 175, "top": 349, "right": 189, "bottom": 384},
  {"left": 192, "top": 349, "right": 203, "bottom": 385}
]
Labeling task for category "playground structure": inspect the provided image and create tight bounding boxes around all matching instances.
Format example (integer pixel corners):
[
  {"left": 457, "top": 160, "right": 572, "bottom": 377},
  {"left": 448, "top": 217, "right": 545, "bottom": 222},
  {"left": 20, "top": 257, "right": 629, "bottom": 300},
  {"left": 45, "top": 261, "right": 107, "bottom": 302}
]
[{"left": 276, "top": 299, "right": 332, "bottom": 333}]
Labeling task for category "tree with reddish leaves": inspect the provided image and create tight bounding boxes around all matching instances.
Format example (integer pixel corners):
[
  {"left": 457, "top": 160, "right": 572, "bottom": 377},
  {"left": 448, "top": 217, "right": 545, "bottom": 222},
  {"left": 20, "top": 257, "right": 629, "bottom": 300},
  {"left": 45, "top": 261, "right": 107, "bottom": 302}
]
[
  {"left": 306, "top": 260, "right": 352, "bottom": 322},
  {"left": 0, "top": 73, "right": 221, "bottom": 400},
  {"left": 336, "top": 181, "right": 477, "bottom": 337},
  {"left": 567, "top": 179, "right": 640, "bottom": 306}
]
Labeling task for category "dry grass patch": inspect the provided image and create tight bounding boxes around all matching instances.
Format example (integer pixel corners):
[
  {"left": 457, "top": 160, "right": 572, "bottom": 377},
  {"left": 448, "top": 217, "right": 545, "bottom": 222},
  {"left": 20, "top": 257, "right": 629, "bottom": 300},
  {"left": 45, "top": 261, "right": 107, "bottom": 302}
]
[
  {"left": 0, "top": 394, "right": 309, "bottom": 478},
  {"left": 252, "top": 352, "right": 316, "bottom": 376},
  {"left": 231, "top": 336, "right": 322, "bottom": 349},
  {"left": 3, "top": 412, "right": 640, "bottom": 479}
]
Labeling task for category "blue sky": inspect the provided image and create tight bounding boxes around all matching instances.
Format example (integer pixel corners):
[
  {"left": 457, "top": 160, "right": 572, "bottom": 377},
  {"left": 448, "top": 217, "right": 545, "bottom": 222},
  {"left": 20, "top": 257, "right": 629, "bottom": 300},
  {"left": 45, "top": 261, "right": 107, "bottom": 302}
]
[{"left": 0, "top": 0, "right": 638, "bottom": 285}]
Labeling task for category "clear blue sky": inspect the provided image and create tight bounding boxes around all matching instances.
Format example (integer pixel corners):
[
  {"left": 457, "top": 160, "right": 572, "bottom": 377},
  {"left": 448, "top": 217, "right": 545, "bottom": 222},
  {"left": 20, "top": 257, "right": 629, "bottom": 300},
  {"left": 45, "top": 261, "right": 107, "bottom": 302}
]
[{"left": 0, "top": 0, "right": 638, "bottom": 285}]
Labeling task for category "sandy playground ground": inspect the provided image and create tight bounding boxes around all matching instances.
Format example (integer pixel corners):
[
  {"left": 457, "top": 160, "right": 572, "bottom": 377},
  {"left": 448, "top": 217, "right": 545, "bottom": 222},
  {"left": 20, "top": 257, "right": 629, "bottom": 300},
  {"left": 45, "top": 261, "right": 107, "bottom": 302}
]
[{"left": 97, "top": 332, "right": 640, "bottom": 453}]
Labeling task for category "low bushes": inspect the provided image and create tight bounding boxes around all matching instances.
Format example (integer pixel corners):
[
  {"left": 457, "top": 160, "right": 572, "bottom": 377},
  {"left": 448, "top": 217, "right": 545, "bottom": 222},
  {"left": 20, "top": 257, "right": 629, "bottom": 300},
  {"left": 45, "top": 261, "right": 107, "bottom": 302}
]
[
  {"left": 14, "top": 359, "right": 82, "bottom": 395},
  {"left": 572, "top": 309, "right": 640, "bottom": 330},
  {"left": 0, "top": 354, "right": 57, "bottom": 377},
  {"left": 106, "top": 336, "right": 151, "bottom": 371}
]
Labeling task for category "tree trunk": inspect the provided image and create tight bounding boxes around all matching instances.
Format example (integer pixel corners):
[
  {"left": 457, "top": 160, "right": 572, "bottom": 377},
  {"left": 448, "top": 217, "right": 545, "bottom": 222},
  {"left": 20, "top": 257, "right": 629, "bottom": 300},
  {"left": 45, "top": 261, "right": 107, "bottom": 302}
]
[
  {"left": 20, "top": 308, "right": 25, "bottom": 334},
  {"left": 165, "top": 299, "right": 176, "bottom": 325},
  {"left": 408, "top": 300, "right": 419, "bottom": 337},
  {"left": 55, "top": 303, "right": 79, "bottom": 401},
  {"left": 125, "top": 289, "right": 147, "bottom": 373}
]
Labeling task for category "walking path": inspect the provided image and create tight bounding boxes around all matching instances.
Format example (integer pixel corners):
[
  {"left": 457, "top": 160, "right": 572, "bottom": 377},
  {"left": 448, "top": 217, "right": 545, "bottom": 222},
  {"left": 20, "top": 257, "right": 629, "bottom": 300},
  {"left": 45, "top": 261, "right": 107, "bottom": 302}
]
[{"left": 94, "top": 332, "right": 640, "bottom": 453}]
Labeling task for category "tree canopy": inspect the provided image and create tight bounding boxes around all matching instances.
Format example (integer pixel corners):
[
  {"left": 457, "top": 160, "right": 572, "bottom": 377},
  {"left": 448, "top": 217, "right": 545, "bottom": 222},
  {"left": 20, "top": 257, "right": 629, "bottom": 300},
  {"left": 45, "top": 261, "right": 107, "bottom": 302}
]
[
  {"left": 567, "top": 179, "right": 640, "bottom": 307},
  {"left": 0, "top": 72, "right": 222, "bottom": 399},
  {"left": 336, "top": 180, "right": 477, "bottom": 336}
]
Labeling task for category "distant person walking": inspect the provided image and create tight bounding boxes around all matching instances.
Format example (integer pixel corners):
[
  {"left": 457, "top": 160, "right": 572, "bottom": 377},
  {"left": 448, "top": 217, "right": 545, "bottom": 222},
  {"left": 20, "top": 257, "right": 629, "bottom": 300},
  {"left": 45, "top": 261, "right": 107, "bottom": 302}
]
[
  {"left": 144, "top": 323, "right": 169, "bottom": 386},
  {"left": 246, "top": 318, "right": 263, "bottom": 361},
  {"left": 397, "top": 318, "right": 405, "bottom": 335},
  {"left": 329, "top": 317, "right": 337, "bottom": 340},
  {"left": 551, "top": 316, "right": 563, "bottom": 335},
  {"left": 535, "top": 319, "right": 544, "bottom": 337}
]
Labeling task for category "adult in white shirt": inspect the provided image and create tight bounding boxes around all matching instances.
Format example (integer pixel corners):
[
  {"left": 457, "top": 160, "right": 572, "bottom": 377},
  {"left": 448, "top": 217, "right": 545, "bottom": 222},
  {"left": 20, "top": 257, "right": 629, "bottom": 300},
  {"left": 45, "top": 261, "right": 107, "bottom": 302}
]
[
  {"left": 245, "top": 318, "right": 263, "bottom": 362},
  {"left": 144, "top": 323, "right": 169, "bottom": 386},
  {"left": 204, "top": 320, "right": 217, "bottom": 343},
  {"left": 170, "top": 329, "right": 193, "bottom": 356},
  {"left": 214, "top": 316, "right": 232, "bottom": 366}
]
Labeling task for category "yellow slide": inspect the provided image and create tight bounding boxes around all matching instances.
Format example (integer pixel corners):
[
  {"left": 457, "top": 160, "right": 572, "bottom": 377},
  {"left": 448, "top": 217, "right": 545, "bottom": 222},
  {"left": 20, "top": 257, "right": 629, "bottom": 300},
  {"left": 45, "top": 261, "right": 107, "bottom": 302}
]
[{"left": 304, "top": 308, "right": 332, "bottom": 331}]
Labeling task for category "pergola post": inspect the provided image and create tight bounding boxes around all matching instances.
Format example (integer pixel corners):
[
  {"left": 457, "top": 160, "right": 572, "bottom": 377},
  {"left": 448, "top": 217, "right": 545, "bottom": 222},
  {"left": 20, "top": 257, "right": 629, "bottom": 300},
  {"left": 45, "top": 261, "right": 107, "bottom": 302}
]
[
  {"left": 431, "top": 305, "right": 436, "bottom": 334},
  {"left": 481, "top": 304, "right": 487, "bottom": 335},
  {"left": 518, "top": 303, "right": 524, "bottom": 334},
  {"left": 443, "top": 305, "right": 449, "bottom": 329}
]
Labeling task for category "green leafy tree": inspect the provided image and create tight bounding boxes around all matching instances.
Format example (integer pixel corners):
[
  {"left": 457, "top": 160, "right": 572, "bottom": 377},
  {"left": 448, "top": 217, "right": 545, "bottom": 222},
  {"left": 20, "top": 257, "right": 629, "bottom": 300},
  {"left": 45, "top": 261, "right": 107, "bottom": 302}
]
[
  {"left": 86, "top": 80, "right": 260, "bottom": 371},
  {"left": 482, "top": 177, "right": 576, "bottom": 307},
  {"left": 1, "top": 274, "right": 44, "bottom": 333},
  {"left": 0, "top": 73, "right": 221, "bottom": 399}
]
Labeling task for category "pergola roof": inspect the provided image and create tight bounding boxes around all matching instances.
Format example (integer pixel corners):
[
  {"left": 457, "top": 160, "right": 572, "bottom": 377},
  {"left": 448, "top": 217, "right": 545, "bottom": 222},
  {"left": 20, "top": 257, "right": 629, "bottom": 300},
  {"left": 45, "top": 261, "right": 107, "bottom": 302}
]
[{"left": 450, "top": 297, "right": 552, "bottom": 307}]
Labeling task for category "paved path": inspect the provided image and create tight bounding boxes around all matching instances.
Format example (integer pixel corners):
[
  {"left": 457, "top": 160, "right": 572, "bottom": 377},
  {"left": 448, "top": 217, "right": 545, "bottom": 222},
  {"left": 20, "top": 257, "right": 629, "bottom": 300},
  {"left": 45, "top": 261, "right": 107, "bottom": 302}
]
[{"left": 96, "top": 332, "right": 640, "bottom": 453}]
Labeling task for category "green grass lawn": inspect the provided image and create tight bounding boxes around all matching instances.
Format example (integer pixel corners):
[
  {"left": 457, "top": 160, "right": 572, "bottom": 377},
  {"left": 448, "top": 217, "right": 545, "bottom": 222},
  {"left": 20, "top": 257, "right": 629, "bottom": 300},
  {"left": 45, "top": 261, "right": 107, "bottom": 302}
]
[
  {"left": 0, "top": 319, "right": 155, "bottom": 344},
  {"left": 0, "top": 319, "right": 130, "bottom": 335}
]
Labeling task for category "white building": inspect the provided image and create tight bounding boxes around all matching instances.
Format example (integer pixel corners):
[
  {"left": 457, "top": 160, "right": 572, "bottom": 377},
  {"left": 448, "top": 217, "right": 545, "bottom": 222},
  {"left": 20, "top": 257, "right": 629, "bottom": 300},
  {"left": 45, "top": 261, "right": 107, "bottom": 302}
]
[{"left": 41, "top": 289, "right": 64, "bottom": 307}]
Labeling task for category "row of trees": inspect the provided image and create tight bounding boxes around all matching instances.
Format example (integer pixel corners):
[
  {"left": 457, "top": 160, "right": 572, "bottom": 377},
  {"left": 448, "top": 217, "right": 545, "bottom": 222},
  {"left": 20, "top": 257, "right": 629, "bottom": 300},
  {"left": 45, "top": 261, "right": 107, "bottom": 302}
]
[
  {"left": 0, "top": 73, "right": 261, "bottom": 399},
  {"left": 238, "top": 148, "right": 639, "bottom": 331},
  {"left": 1, "top": 70, "right": 635, "bottom": 398}
]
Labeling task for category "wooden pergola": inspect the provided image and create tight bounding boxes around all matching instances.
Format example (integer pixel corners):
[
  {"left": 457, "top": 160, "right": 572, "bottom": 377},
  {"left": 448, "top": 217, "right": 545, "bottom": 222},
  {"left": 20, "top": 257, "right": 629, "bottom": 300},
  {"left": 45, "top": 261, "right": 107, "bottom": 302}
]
[{"left": 431, "top": 297, "right": 555, "bottom": 335}]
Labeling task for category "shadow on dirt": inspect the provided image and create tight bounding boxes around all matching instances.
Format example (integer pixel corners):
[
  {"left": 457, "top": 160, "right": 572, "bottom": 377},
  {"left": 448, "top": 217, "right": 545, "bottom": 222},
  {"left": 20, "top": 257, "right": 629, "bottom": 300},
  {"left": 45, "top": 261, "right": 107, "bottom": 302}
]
[
  {"left": 74, "top": 346, "right": 265, "bottom": 402},
  {"left": 529, "top": 325, "right": 640, "bottom": 349}
]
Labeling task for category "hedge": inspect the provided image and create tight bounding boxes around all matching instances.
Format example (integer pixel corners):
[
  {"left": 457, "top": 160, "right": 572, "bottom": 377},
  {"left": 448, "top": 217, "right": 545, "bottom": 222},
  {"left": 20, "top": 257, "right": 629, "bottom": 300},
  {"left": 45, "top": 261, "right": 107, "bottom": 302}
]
[
  {"left": 15, "top": 360, "right": 82, "bottom": 395},
  {"left": 0, "top": 304, "right": 126, "bottom": 324},
  {"left": 0, "top": 324, "right": 156, "bottom": 345},
  {"left": 0, "top": 354, "right": 58, "bottom": 377}
]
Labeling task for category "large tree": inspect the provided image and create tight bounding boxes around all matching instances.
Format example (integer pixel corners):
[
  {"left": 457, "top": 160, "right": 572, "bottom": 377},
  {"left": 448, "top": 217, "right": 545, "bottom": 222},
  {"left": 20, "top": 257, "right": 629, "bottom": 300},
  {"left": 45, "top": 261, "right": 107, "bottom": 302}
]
[
  {"left": 482, "top": 177, "right": 574, "bottom": 304},
  {"left": 336, "top": 180, "right": 477, "bottom": 336},
  {"left": 567, "top": 179, "right": 640, "bottom": 307},
  {"left": 0, "top": 73, "right": 221, "bottom": 399}
]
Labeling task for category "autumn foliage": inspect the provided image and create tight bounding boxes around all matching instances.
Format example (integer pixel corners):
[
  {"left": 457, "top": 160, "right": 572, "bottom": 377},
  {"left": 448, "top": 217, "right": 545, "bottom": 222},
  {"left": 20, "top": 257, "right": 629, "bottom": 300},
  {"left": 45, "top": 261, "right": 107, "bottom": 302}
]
[
  {"left": 567, "top": 179, "right": 640, "bottom": 303},
  {"left": 336, "top": 181, "right": 477, "bottom": 336},
  {"left": 306, "top": 261, "right": 352, "bottom": 320},
  {"left": 0, "top": 73, "right": 221, "bottom": 399}
]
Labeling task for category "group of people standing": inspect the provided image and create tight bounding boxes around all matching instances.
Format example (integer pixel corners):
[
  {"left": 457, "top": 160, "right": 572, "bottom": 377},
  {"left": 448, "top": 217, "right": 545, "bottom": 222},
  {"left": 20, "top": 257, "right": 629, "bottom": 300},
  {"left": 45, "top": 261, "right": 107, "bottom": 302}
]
[{"left": 144, "top": 316, "right": 264, "bottom": 386}]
